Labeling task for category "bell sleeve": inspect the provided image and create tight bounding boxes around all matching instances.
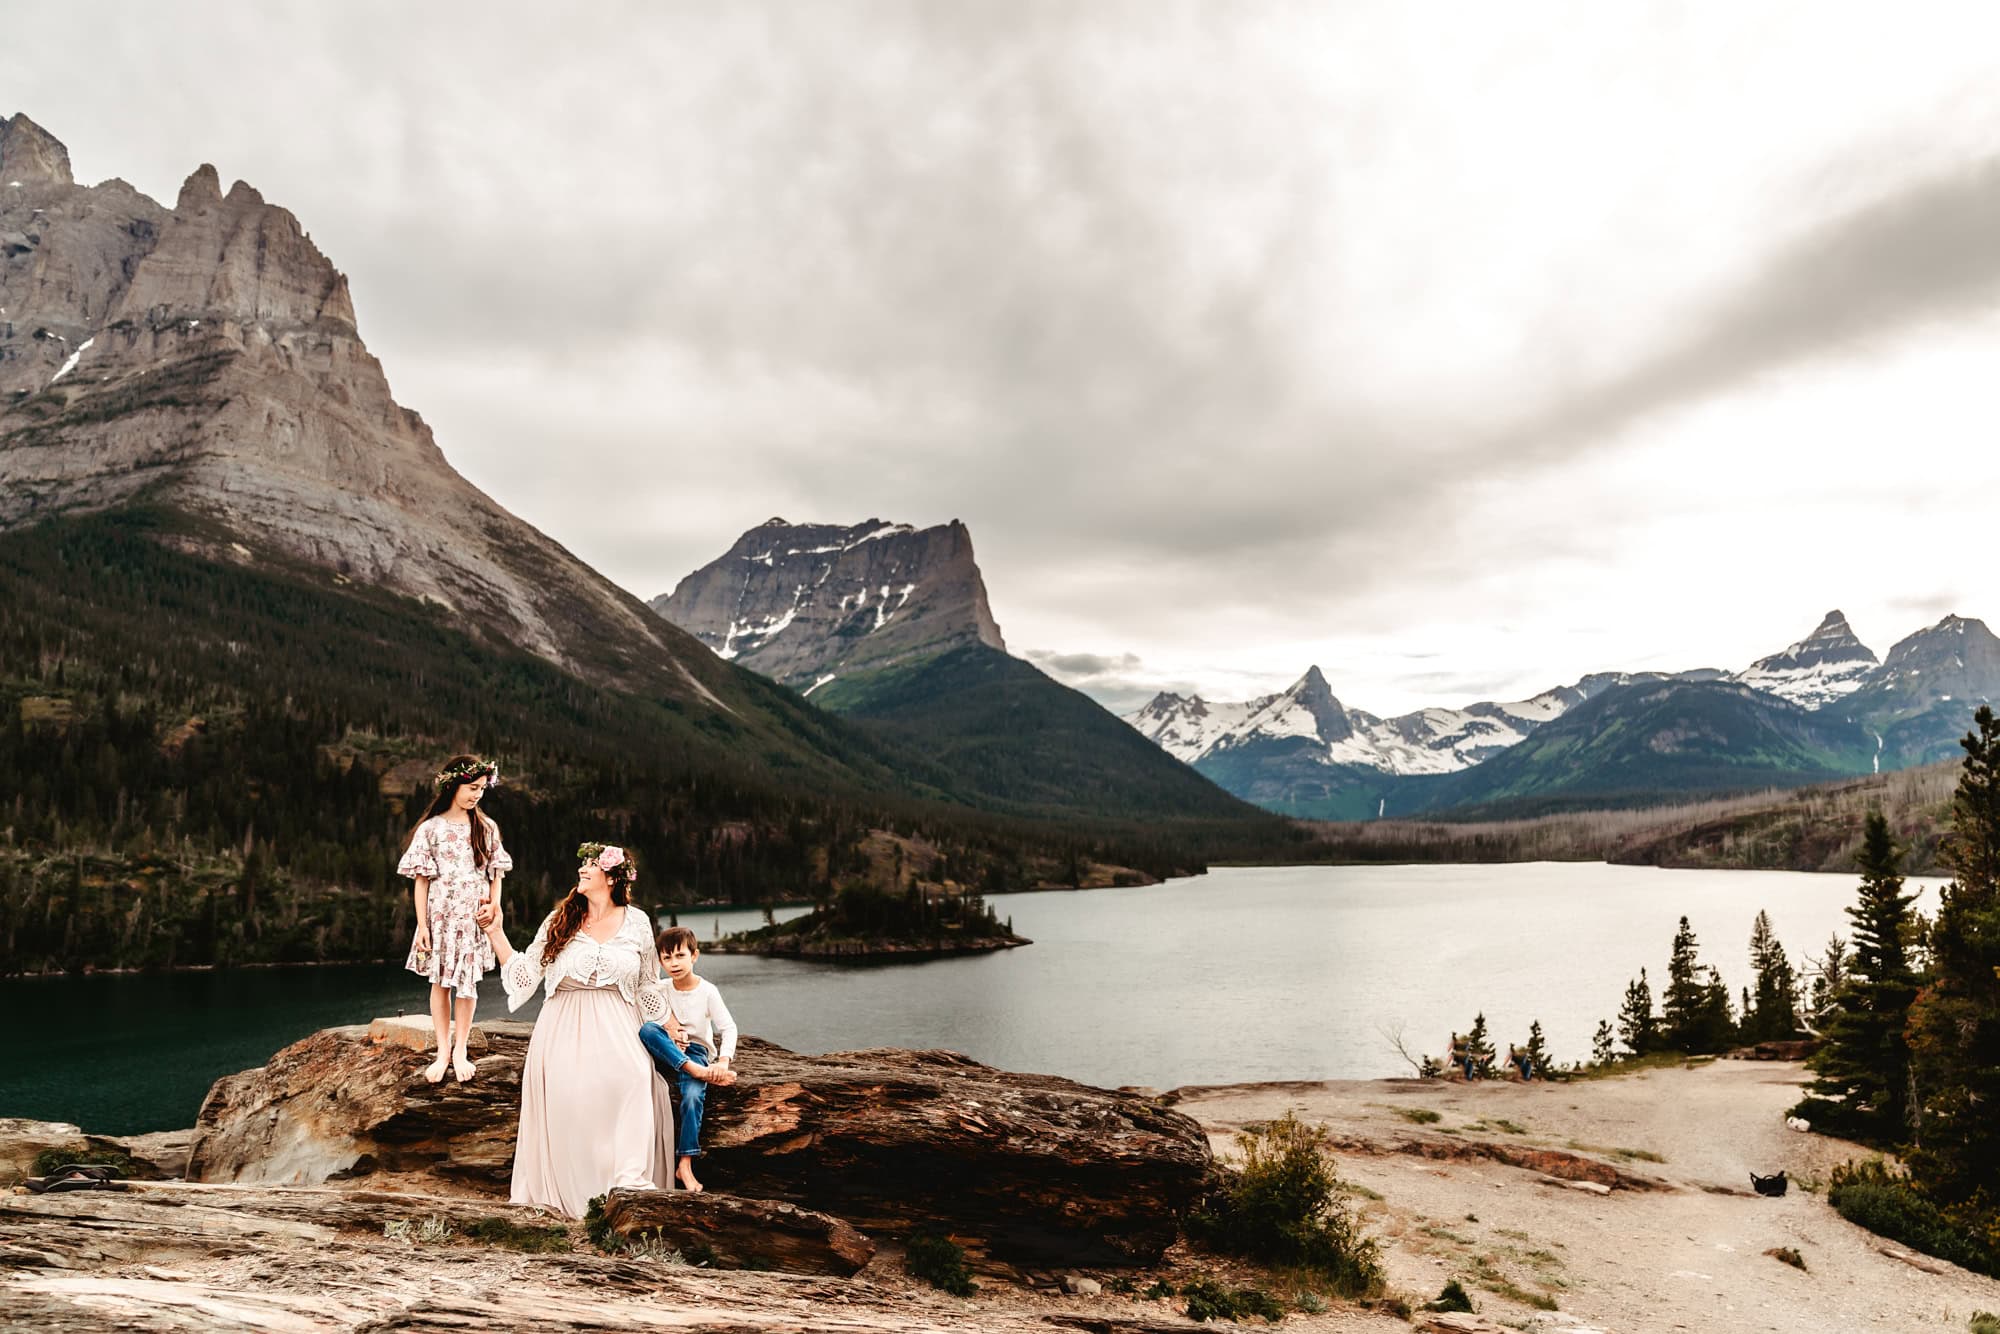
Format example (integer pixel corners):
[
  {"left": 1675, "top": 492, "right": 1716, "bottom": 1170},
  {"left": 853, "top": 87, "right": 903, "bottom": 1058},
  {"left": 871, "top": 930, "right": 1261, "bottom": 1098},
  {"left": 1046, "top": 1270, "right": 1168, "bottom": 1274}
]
[
  {"left": 483, "top": 817, "right": 514, "bottom": 877},
  {"left": 630, "top": 912, "right": 671, "bottom": 1026},
  {"left": 396, "top": 821, "right": 440, "bottom": 880},
  {"left": 502, "top": 916, "right": 554, "bottom": 1012}
]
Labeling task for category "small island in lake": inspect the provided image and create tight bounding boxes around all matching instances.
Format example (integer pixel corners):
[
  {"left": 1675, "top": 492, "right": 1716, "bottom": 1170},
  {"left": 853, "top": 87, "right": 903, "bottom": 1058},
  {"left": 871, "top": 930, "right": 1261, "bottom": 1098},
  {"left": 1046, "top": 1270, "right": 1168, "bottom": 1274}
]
[{"left": 708, "top": 883, "right": 1031, "bottom": 960}]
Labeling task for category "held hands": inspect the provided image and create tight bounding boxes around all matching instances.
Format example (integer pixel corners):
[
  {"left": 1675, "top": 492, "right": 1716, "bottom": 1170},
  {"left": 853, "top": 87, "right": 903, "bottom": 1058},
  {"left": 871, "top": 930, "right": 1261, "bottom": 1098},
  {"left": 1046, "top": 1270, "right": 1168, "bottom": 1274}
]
[{"left": 475, "top": 900, "right": 500, "bottom": 930}]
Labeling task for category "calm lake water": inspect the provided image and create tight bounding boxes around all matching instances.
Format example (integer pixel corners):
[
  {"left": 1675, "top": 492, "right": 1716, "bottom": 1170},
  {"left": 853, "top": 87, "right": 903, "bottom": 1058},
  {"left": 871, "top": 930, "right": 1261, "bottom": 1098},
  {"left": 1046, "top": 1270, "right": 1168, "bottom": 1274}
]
[{"left": 2, "top": 863, "right": 1941, "bottom": 1135}]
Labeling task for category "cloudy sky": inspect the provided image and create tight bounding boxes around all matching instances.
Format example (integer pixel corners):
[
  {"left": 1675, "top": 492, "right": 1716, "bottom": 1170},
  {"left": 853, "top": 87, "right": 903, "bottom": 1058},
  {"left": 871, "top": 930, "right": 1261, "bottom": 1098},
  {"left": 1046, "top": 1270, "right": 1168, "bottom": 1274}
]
[{"left": 8, "top": 2, "right": 2000, "bottom": 714}]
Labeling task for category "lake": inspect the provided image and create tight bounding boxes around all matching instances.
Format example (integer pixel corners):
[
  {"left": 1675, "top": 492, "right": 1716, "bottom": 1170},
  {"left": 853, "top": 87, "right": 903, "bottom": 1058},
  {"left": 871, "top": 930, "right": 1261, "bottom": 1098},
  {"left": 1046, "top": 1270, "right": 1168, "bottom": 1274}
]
[{"left": 2, "top": 862, "right": 1937, "bottom": 1135}]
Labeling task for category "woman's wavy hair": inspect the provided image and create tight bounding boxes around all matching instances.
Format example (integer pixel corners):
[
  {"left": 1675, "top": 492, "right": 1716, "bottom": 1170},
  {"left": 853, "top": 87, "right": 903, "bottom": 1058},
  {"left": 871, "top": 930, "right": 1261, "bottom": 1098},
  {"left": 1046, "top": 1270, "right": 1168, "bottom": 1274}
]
[
  {"left": 405, "top": 753, "right": 499, "bottom": 871},
  {"left": 541, "top": 842, "right": 639, "bottom": 967}
]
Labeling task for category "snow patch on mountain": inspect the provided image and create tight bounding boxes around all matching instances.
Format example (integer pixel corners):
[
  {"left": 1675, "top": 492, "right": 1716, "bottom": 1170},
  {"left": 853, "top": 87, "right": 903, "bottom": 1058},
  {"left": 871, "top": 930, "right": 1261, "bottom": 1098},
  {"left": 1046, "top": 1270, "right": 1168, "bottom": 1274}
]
[
  {"left": 1730, "top": 610, "right": 1877, "bottom": 708},
  {"left": 1125, "top": 669, "right": 1644, "bottom": 776}
]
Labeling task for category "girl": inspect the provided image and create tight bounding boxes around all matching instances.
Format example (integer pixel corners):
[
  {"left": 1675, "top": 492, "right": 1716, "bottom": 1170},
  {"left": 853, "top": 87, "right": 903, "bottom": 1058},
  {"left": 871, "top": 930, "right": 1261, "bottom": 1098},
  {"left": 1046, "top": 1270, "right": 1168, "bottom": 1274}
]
[
  {"left": 399, "top": 754, "right": 511, "bottom": 1083},
  {"left": 478, "top": 842, "right": 676, "bottom": 1218}
]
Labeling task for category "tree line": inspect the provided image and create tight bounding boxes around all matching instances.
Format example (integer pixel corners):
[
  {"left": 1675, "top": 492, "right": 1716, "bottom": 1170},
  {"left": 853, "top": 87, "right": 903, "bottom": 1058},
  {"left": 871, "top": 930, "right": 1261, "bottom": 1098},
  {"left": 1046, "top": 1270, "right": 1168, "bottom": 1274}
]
[{"left": 0, "top": 510, "right": 1299, "bottom": 974}]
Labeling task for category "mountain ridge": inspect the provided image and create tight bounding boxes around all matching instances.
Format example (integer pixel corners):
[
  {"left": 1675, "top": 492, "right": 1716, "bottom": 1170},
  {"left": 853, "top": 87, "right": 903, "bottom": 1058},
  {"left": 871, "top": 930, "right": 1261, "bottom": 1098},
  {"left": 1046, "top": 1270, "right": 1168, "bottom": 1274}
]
[{"left": 1123, "top": 609, "right": 2000, "bottom": 817}]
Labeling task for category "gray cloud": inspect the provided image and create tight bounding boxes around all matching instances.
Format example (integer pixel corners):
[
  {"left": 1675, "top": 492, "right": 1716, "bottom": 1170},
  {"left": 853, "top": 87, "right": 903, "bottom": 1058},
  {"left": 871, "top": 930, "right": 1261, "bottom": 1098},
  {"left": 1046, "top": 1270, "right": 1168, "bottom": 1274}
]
[
  {"left": 5, "top": 4, "right": 1997, "bottom": 710},
  {"left": 1027, "top": 650, "right": 1144, "bottom": 677},
  {"left": 1487, "top": 159, "right": 2000, "bottom": 470}
]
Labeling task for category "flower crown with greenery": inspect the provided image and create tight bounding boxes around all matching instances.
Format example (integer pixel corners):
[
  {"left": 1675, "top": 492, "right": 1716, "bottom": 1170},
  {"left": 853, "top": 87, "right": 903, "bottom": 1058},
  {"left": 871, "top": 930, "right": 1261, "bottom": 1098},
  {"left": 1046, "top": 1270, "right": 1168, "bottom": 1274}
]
[
  {"left": 435, "top": 757, "right": 498, "bottom": 790},
  {"left": 577, "top": 842, "right": 635, "bottom": 881}
]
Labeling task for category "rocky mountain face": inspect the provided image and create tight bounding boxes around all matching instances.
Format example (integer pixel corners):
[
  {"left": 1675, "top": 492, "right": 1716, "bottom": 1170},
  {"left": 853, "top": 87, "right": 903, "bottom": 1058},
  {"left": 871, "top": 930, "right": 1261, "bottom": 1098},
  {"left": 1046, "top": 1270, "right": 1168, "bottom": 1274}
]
[
  {"left": 650, "top": 518, "right": 1005, "bottom": 692},
  {"left": 0, "top": 113, "right": 716, "bottom": 697},
  {"left": 1730, "top": 610, "right": 1878, "bottom": 708}
]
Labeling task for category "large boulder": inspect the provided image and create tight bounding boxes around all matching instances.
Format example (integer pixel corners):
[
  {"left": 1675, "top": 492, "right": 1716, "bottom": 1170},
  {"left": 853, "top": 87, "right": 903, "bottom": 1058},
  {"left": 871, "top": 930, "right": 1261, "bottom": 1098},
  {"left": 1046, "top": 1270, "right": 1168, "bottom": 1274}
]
[
  {"left": 186, "top": 1018, "right": 525, "bottom": 1190},
  {"left": 700, "top": 1039, "right": 1211, "bottom": 1265},
  {"left": 183, "top": 1022, "right": 1211, "bottom": 1266},
  {"left": 598, "top": 1188, "right": 875, "bottom": 1275}
]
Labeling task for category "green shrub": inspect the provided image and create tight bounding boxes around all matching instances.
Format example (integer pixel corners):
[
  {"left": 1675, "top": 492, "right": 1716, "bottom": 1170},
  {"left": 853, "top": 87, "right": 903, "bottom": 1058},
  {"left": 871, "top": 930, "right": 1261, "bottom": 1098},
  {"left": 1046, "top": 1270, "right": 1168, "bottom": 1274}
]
[
  {"left": 904, "top": 1232, "right": 976, "bottom": 1296},
  {"left": 1424, "top": 1279, "right": 1474, "bottom": 1313},
  {"left": 1765, "top": 1246, "right": 1806, "bottom": 1270},
  {"left": 1141, "top": 1279, "right": 1176, "bottom": 1300},
  {"left": 582, "top": 1195, "right": 621, "bottom": 1253},
  {"left": 1968, "top": 1312, "right": 2000, "bottom": 1334},
  {"left": 1396, "top": 1107, "right": 1442, "bottom": 1125},
  {"left": 1827, "top": 1160, "right": 2000, "bottom": 1277},
  {"left": 1179, "top": 1276, "right": 1284, "bottom": 1323},
  {"left": 463, "top": 1216, "right": 571, "bottom": 1253},
  {"left": 1184, "top": 1112, "right": 1384, "bottom": 1298},
  {"left": 31, "top": 1148, "right": 134, "bottom": 1178}
]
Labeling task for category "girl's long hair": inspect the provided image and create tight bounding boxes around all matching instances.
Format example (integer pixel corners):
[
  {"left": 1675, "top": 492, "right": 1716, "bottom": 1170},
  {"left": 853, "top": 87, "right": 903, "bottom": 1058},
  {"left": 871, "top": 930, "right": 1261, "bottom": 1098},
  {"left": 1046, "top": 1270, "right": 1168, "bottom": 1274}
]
[
  {"left": 406, "top": 753, "right": 498, "bottom": 871},
  {"left": 542, "top": 848, "right": 639, "bottom": 966}
]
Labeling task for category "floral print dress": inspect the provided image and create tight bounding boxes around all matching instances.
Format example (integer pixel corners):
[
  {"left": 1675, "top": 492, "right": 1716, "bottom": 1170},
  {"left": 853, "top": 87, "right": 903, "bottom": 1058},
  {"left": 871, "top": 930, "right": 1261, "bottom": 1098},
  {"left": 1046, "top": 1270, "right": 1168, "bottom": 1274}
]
[{"left": 399, "top": 814, "right": 512, "bottom": 1000}]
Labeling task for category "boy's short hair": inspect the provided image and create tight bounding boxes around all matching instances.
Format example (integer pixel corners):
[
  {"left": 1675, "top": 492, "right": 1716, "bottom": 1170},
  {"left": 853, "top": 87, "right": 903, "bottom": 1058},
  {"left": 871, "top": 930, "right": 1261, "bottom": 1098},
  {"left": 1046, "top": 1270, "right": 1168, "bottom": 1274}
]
[{"left": 656, "top": 924, "right": 699, "bottom": 956}]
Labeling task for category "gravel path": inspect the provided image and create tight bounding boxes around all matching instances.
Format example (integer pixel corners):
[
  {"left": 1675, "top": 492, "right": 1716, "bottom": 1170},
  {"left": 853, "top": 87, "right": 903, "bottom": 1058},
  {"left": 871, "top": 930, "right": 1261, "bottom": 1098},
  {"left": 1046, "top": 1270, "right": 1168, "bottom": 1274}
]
[{"left": 1174, "top": 1059, "right": 2000, "bottom": 1333}]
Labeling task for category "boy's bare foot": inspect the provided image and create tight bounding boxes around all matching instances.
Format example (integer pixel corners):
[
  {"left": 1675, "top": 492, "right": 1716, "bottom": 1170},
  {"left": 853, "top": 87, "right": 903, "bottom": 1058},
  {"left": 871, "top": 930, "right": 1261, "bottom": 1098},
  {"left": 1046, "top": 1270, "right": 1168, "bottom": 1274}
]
[
  {"left": 684, "top": 1062, "right": 738, "bottom": 1087},
  {"left": 452, "top": 1052, "right": 477, "bottom": 1083},
  {"left": 424, "top": 1054, "right": 449, "bottom": 1084},
  {"left": 675, "top": 1160, "right": 704, "bottom": 1193}
]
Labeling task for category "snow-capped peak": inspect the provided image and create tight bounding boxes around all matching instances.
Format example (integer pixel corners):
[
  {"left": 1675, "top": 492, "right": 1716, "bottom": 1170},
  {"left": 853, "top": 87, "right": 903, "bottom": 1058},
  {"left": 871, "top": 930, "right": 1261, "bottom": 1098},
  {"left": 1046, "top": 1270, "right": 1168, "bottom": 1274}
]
[{"left": 1732, "top": 610, "right": 1877, "bottom": 709}]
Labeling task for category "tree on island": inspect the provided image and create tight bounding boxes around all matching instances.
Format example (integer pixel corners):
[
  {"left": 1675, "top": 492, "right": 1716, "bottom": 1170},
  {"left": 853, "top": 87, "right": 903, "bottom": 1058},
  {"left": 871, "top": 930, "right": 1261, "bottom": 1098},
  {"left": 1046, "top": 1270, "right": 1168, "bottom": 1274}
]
[
  {"left": 1802, "top": 811, "right": 1922, "bottom": 1143},
  {"left": 1907, "top": 706, "right": 2000, "bottom": 1211},
  {"left": 1618, "top": 968, "right": 1659, "bottom": 1055}
]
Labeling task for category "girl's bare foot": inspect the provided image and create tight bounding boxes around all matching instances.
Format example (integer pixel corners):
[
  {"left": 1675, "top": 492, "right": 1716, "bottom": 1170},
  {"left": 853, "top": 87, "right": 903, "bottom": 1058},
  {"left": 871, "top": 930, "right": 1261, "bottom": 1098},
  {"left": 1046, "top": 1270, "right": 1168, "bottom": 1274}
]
[
  {"left": 452, "top": 1051, "right": 477, "bottom": 1082},
  {"left": 675, "top": 1160, "right": 704, "bottom": 1193},
  {"left": 424, "top": 1054, "right": 449, "bottom": 1084}
]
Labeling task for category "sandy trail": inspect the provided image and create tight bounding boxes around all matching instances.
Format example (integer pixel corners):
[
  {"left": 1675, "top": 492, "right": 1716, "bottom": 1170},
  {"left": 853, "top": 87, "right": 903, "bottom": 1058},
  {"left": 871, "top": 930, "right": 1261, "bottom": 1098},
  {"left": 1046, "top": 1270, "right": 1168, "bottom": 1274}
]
[{"left": 1174, "top": 1059, "right": 2000, "bottom": 1332}]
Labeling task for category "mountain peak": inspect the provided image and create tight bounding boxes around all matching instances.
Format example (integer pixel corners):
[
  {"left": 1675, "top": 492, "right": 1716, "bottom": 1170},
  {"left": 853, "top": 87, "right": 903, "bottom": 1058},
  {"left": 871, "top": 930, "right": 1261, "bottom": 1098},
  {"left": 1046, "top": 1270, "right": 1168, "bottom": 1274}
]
[
  {"left": 0, "top": 113, "right": 73, "bottom": 186},
  {"left": 652, "top": 517, "right": 1007, "bottom": 687}
]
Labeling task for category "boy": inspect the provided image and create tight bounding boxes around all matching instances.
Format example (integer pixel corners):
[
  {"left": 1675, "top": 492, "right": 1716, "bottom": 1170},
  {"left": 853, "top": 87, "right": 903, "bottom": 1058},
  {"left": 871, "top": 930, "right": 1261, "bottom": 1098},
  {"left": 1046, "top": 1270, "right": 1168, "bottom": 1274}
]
[{"left": 638, "top": 925, "right": 739, "bottom": 1192}]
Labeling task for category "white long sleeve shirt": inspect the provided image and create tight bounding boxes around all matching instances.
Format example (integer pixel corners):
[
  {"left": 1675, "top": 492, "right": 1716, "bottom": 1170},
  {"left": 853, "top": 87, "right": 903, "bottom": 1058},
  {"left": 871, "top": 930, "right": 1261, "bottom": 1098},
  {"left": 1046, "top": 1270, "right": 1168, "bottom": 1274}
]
[{"left": 661, "top": 976, "right": 737, "bottom": 1062}]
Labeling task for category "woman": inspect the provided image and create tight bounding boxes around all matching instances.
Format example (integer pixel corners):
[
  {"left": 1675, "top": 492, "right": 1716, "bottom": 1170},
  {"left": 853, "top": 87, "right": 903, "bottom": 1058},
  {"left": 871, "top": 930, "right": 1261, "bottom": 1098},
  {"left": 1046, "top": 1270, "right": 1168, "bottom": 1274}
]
[{"left": 478, "top": 842, "right": 675, "bottom": 1217}]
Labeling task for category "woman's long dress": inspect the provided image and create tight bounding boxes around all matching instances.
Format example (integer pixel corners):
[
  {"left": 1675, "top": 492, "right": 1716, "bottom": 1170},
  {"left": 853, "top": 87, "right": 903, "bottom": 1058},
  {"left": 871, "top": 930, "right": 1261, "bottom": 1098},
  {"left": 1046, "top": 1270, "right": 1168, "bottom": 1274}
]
[{"left": 501, "top": 906, "right": 675, "bottom": 1217}]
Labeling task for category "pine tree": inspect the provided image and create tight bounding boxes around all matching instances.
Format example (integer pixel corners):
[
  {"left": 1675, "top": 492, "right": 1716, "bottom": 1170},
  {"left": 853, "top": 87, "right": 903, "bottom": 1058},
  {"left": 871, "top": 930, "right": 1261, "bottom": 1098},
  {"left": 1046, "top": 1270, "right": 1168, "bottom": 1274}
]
[
  {"left": 1618, "top": 968, "right": 1659, "bottom": 1055},
  {"left": 1591, "top": 1019, "right": 1616, "bottom": 1066},
  {"left": 1523, "top": 1020, "right": 1551, "bottom": 1078},
  {"left": 1662, "top": 917, "right": 1709, "bottom": 1051},
  {"left": 1804, "top": 811, "right": 1921, "bottom": 1142},
  {"left": 1694, "top": 966, "right": 1737, "bottom": 1053},
  {"left": 1746, "top": 909, "right": 1800, "bottom": 1043},
  {"left": 1807, "top": 933, "right": 1850, "bottom": 1029},
  {"left": 1465, "top": 1012, "right": 1495, "bottom": 1076},
  {"left": 1908, "top": 707, "right": 2000, "bottom": 1210}
]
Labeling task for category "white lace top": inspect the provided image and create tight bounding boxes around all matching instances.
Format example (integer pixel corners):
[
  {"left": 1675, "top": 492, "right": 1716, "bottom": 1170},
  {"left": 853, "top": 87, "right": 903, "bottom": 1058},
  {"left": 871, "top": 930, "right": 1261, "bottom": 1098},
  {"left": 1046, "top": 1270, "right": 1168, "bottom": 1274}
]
[{"left": 501, "top": 905, "right": 669, "bottom": 1024}]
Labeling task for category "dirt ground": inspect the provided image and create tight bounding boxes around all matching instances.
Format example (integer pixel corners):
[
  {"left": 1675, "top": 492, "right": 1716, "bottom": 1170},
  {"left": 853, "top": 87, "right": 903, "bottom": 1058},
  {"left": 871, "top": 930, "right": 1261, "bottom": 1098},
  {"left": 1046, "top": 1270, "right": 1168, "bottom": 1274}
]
[{"left": 1171, "top": 1058, "right": 2000, "bottom": 1332}]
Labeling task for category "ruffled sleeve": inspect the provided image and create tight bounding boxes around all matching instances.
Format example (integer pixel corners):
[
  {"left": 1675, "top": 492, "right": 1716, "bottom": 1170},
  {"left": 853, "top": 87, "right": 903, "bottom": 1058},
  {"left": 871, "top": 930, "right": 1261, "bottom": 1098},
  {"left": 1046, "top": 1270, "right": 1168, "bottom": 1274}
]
[
  {"left": 483, "top": 816, "right": 513, "bottom": 876},
  {"left": 502, "top": 915, "right": 554, "bottom": 1012},
  {"left": 629, "top": 910, "right": 670, "bottom": 1025},
  {"left": 396, "top": 820, "right": 440, "bottom": 880}
]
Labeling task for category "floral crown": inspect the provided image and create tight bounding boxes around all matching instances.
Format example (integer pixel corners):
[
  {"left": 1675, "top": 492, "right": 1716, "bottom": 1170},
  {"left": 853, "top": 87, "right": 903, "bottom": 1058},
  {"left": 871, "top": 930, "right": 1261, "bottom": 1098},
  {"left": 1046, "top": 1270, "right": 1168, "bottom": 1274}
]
[
  {"left": 576, "top": 842, "right": 635, "bottom": 880},
  {"left": 435, "top": 757, "right": 498, "bottom": 789}
]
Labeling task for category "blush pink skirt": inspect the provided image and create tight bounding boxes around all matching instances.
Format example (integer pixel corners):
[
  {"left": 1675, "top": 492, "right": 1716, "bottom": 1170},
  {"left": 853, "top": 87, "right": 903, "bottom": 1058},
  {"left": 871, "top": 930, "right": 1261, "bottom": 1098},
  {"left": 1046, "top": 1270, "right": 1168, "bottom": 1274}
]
[{"left": 510, "top": 981, "right": 675, "bottom": 1217}]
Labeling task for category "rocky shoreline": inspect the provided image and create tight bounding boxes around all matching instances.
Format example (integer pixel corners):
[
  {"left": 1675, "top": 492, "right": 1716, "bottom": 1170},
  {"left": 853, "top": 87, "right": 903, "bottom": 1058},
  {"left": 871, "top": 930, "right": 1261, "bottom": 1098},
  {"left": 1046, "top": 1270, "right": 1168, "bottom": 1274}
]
[{"left": 10, "top": 1029, "right": 2000, "bottom": 1331}]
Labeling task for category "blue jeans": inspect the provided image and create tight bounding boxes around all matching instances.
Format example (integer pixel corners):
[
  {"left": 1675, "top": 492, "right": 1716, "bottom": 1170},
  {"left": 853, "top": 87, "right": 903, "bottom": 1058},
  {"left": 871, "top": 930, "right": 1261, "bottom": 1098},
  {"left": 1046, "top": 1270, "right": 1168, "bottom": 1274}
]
[{"left": 637, "top": 1023, "right": 710, "bottom": 1161}]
